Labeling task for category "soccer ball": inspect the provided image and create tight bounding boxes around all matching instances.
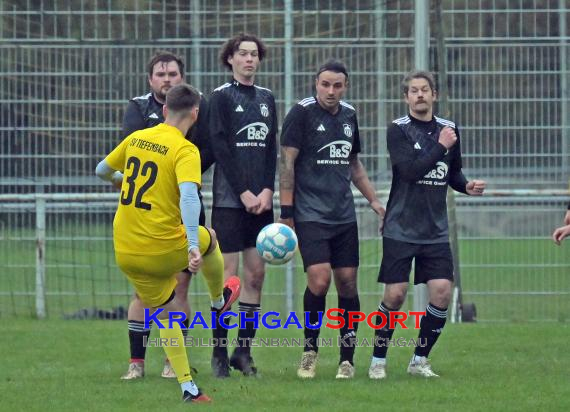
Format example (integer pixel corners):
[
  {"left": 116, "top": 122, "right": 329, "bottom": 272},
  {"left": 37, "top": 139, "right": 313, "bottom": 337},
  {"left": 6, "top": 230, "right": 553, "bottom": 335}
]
[{"left": 256, "top": 223, "right": 298, "bottom": 265}]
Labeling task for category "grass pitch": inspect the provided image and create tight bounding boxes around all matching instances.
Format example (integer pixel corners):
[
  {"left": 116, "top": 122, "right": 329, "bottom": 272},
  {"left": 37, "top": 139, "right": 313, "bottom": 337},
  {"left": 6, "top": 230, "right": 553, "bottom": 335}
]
[{"left": 2, "top": 319, "right": 568, "bottom": 411}]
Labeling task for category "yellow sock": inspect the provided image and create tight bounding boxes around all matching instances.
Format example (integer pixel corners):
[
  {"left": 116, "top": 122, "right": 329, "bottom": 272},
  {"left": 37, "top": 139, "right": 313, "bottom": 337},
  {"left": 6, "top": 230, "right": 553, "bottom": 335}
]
[
  {"left": 159, "top": 322, "right": 192, "bottom": 383},
  {"left": 201, "top": 243, "right": 224, "bottom": 301}
]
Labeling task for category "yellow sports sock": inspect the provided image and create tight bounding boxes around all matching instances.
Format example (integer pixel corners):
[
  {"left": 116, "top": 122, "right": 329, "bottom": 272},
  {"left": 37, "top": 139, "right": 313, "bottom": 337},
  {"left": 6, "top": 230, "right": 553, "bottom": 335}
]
[
  {"left": 201, "top": 243, "right": 224, "bottom": 301},
  {"left": 159, "top": 321, "right": 192, "bottom": 383}
]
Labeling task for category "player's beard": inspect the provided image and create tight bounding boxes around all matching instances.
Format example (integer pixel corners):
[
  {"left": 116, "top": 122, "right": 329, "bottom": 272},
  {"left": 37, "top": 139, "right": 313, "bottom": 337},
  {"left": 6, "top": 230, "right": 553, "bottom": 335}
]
[
  {"left": 155, "top": 90, "right": 167, "bottom": 102},
  {"left": 153, "top": 85, "right": 172, "bottom": 103},
  {"left": 414, "top": 101, "right": 430, "bottom": 115}
]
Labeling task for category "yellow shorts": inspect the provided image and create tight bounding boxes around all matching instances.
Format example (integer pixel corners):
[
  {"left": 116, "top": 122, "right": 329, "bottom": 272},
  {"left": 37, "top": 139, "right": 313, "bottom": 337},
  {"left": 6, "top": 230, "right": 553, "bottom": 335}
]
[{"left": 116, "top": 226, "right": 212, "bottom": 308}]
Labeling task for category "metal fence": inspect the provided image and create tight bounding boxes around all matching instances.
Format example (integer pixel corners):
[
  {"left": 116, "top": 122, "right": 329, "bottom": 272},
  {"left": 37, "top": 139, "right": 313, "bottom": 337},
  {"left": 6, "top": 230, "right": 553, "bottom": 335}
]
[
  {"left": 1, "top": 191, "right": 569, "bottom": 321},
  {"left": 1, "top": 1, "right": 569, "bottom": 320}
]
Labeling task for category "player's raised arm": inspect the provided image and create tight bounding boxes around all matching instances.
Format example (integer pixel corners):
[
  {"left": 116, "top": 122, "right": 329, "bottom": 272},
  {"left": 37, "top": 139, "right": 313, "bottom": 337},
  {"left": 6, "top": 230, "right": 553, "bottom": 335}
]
[{"left": 387, "top": 124, "right": 448, "bottom": 182}]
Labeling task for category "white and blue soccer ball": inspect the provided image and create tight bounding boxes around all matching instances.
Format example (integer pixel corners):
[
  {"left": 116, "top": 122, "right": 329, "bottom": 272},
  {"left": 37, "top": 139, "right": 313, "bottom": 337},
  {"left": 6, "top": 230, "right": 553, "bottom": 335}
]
[{"left": 256, "top": 223, "right": 298, "bottom": 265}]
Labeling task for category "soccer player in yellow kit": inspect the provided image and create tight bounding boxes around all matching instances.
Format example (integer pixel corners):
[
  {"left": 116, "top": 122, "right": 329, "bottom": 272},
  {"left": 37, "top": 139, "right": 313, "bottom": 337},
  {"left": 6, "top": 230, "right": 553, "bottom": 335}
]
[{"left": 96, "top": 84, "right": 222, "bottom": 403}]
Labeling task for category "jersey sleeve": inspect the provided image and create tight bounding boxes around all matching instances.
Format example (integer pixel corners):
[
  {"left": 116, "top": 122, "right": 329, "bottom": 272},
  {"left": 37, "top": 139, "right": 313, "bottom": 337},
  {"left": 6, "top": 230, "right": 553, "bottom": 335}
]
[
  {"left": 386, "top": 123, "right": 414, "bottom": 165},
  {"left": 280, "top": 104, "right": 306, "bottom": 149},
  {"left": 263, "top": 95, "right": 278, "bottom": 190},
  {"left": 209, "top": 90, "right": 248, "bottom": 195},
  {"left": 448, "top": 126, "right": 468, "bottom": 193},
  {"left": 450, "top": 126, "right": 464, "bottom": 171},
  {"left": 122, "top": 100, "right": 146, "bottom": 139},
  {"left": 105, "top": 135, "right": 131, "bottom": 171},
  {"left": 351, "top": 113, "right": 361, "bottom": 155},
  {"left": 175, "top": 143, "right": 202, "bottom": 187},
  {"left": 179, "top": 182, "right": 201, "bottom": 251}
]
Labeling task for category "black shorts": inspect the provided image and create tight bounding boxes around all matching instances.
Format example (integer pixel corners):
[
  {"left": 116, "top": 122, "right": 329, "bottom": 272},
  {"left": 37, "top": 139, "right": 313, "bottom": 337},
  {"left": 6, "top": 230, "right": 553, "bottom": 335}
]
[
  {"left": 378, "top": 237, "right": 454, "bottom": 284},
  {"left": 295, "top": 221, "right": 359, "bottom": 271},
  {"left": 211, "top": 207, "right": 274, "bottom": 253}
]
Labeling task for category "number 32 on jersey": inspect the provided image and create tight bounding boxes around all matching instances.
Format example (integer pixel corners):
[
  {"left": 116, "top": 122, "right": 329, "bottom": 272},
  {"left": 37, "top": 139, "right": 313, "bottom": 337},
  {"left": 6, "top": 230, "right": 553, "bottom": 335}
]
[{"left": 120, "top": 156, "right": 158, "bottom": 210}]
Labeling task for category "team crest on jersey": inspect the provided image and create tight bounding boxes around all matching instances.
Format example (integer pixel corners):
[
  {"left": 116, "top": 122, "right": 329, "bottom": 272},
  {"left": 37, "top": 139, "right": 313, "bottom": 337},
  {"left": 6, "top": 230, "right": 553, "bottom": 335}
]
[
  {"left": 343, "top": 123, "right": 352, "bottom": 137},
  {"left": 260, "top": 103, "right": 269, "bottom": 117}
]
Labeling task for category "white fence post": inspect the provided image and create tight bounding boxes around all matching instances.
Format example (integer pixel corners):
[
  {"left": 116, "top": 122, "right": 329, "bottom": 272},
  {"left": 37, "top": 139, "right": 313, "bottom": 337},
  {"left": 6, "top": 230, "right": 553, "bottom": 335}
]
[
  {"left": 412, "top": 0, "right": 430, "bottom": 315},
  {"left": 35, "top": 191, "right": 47, "bottom": 319}
]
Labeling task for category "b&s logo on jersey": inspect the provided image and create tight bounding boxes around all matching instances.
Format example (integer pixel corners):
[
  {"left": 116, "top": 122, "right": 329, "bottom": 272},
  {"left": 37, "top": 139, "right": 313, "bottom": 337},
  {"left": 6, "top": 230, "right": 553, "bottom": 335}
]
[
  {"left": 343, "top": 123, "right": 353, "bottom": 137},
  {"left": 417, "top": 161, "right": 449, "bottom": 186},
  {"left": 316, "top": 140, "right": 352, "bottom": 165},
  {"left": 260, "top": 103, "right": 269, "bottom": 117},
  {"left": 235, "top": 122, "right": 269, "bottom": 147}
]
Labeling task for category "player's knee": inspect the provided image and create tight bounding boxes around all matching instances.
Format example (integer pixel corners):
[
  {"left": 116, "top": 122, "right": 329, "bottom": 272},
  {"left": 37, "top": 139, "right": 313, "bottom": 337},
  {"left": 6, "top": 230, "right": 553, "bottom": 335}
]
[
  {"left": 205, "top": 227, "right": 218, "bottom": 255},
  {"left": 310, "top": 277, "right": 331, "bottom": 296},
  {"left": 336, "top": 278, "right": 357, "bottom": 297},
  {"left": 129, "top": 294, "right": 141, "bottom": 306},
  {"left": 431, "top": 289, "right": 452, "bottom": 307},
  {"left": 174, "top": 281, "right": 190, "bottom": 300},
  {"left": 384, "top": 288, "right": 407, "bottom": 309},
  {"left": 244, "top": 256, "right": 265, "bottom": 281},
  {"left": 429, "top": 280, "right": 452, "bottom": 307},
  {"left": 129, "top": 295, "right": 143, "bottom": 308},
  {"left": 128, "top": 296, "right": 146, "bottom": 319},
  {"left": 245, "top": 271, "right": 265, "bottom": 292}
]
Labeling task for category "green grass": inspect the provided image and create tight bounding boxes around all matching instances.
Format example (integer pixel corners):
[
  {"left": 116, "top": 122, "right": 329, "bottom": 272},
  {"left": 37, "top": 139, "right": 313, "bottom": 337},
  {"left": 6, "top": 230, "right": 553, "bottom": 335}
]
[{"left": 1, "top": 319, "right": 568, "bottom": 411}]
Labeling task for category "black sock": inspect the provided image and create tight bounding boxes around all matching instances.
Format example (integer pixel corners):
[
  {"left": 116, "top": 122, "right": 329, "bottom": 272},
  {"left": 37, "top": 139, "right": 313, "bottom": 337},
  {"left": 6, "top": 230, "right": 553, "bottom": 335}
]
[
  {"left": 212, "top": 311, "right": 230, "bottom": 358},
  {"left": 372, "top": 302, "right": 397, "bottom": 359},
  {"left": 303, "top": 287, "right": 326, "bottom": 353},
  {"left": 338, "top": 295, "right": 360, "bottom": 365},
  {"left": 128, "top": 320, "right": 151, "bottom": 362},
  {"left": 415, "top": 303, "right": 448, "bottom": 358},
  {"left": 236, "top": 302, "right": 260, "bottom": 355},
  {"left": 182, "top": 318, "right": 189, "bottom": 337}
]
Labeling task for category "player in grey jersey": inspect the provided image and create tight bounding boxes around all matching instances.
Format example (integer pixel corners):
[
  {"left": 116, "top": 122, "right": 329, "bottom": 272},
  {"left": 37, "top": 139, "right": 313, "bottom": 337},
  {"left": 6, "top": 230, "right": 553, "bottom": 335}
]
[
  {"left": 368, "top": 70, "right": 486, "bottom": 380},
  {"left": 208, "top": 33, "right": 277, "bottom": 378},
  {"left": 279, "top": 60, "right": 385, "bottom": 380}
]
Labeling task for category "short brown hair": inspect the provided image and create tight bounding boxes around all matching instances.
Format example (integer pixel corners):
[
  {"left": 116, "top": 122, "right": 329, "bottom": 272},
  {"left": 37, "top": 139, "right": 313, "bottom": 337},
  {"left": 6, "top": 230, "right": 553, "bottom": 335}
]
[
  {"left": 165, "top": 84, "right": 200, "bottom": 113},
  {"left": 147, "top": 51, "right": 185, "bottom": 78},
  {"left": 401, "top": 70, "right": 436, "bottom": 95},
  {"left": 219, "top": 33, "right": 267, "bottom": 71}
]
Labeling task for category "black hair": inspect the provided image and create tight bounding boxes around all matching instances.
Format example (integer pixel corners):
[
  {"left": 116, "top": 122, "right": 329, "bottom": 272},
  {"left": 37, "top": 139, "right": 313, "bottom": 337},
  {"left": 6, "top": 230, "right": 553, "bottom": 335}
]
[
  {"left": 316, "top": 59, "right": 349, "bottom": 80},
  {"left": 147, "top": 50, "right": 185, "bottom": 78}
]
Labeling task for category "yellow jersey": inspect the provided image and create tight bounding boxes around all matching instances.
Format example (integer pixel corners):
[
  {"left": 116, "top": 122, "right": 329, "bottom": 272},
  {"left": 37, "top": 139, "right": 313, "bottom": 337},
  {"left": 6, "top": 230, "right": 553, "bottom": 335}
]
[{"left": 106, "top": 123, "right": 201, "bottom": 255}]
